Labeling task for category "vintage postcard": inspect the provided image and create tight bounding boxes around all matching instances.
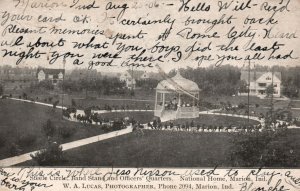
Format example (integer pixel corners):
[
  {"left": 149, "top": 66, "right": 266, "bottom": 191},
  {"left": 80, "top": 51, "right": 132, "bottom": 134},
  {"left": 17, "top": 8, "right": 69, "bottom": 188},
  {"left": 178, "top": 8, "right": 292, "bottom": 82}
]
[{"left": 0, "top": 0, "right": 299, "bottom": 190}]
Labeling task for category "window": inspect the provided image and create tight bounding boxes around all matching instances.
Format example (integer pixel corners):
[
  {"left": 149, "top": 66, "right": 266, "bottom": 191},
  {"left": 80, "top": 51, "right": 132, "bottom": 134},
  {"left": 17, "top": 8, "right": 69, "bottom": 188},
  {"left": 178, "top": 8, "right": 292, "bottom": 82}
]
[
  {"left": 273, "top": 84, "right": 277, "bottom": 87},
  {"left": 258, "top": 83, "right": 266, "bottom": 87},
  {"left": 266, "top": 77, "right": 271, "bottom": 80}
]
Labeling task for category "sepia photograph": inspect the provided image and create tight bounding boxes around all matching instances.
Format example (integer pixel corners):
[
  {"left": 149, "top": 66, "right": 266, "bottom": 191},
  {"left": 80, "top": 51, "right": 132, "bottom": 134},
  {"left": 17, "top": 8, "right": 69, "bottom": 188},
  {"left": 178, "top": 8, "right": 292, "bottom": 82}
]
[
  {"left": 0, "top": 0, "right": 300, "bottom": 190},
  {"left": 0, "top": 63, "right": 299, "bottom": 168}
]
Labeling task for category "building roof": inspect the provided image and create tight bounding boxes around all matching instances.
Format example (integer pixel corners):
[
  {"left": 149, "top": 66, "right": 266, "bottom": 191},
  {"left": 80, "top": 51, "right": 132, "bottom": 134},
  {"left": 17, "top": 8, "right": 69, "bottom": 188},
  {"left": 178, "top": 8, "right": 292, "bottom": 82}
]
[
  {"left": 240, "top": 71, "right": 281, "bottom": 83},
  {"left": 156, "top": 72, "right": 200, "bottom": 92},
  {"left": 37, "top": 68, "right": 65, "bottom": 75},
  {"left": 125, "top": 70, "right": 144, "bottom": 79}
]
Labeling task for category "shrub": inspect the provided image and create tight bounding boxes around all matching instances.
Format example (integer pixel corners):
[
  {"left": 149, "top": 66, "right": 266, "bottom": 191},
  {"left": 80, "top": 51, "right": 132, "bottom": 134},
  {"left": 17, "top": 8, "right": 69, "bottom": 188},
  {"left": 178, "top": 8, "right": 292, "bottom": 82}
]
[
  {"left": 18, "top": 134, "right": 37, "bottom": 146},
  {"left": 0, "top": 84, "right": 3, "bottom": 96},
  {"left": 31, "top": 142, "right": 65, "bottom": 166},
  {"left": 0, "top": 135, "right": 6, "bottom": 148},
  {"left": 58, "top": 126, "right": 76, "bottom": 139},
  {"left": 112, "top": 120, "right": 125, "bottom": 131},
  {"left": 9, "top": 143, "right": 21, "bottom": 157},
  {"left": 238, "top": 102, "right": 246, "bottom": 109},
  {"left": 228, "top": 130, "right": 297, "bottom": 167},
  {"left": 101, "top": 124, "right": 110, "bottom": 132},
  {"left": 43, "top": 119, "right": 56, "bottom": 137}
]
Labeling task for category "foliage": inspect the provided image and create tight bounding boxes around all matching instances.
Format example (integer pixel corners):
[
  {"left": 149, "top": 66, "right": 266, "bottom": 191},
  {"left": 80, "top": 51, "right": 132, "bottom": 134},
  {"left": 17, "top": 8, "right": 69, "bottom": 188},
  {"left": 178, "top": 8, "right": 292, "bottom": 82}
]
[
  {"left": 0, "top": 134, "right": 5, "bottom": 148},
  {"left": 136, "top": 79, "right": 159, "bottom": 90},
  {"left": 0, "top": 84, "right": 3, "bottom": 95},
  {"left": 61, "top": 77, "right": 126, "bottom": 95},
  {"left": 238, "top": 80, "right": 248, "bottom": 93},
  {"left": 53, "top": 100, "right": 59, "bottom": 108},
  {"left": 18, "top": 134, "right": 37, "bottom": 146},
  {"left": 112, "top": 120, "right": 126, "bottom": 131},
  {"left": 30, "top": 80, "right": 54, "bottom": 91},
  {"left": 71, "top": 99, "right": 77, "bottom": 107},
  {"left": 42, "top": 119, "right": 56, "bottom": 137},
  {"left": 283, "top": 85, "right": 299, "bottom": 98},
  {"left": 229, "top": 130, "right": 297, "bottom": 167},
  {"left": 9, "top": 143, "right": 21, "bottom": 156},
  {"left": 58, "top": 126, "right": 76, "bottom": 139},
  {"left": 266, "top": 84, "right": 275, "bottom": 97},
  {"left": 169, "top": 65, "right": 242, "bottom": 96},
  {"left": 30, "top": 142, "right": 65, "bottom": 166}
]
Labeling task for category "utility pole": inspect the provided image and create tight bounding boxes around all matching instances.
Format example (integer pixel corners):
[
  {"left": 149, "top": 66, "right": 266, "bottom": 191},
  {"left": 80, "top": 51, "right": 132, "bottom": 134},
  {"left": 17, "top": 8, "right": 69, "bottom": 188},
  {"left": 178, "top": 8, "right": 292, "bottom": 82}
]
[
  {"left": 247, "top": 60, "right": 250, "bottom": 124},
  {"left": 270, "top": 67, "right": 274, "bottom": 124},
  {"left": 131, "top": 64, "right": 134, "bottom": 96},
  {"left": 62, "top": 58, "right": 66, "bottom": 119}
]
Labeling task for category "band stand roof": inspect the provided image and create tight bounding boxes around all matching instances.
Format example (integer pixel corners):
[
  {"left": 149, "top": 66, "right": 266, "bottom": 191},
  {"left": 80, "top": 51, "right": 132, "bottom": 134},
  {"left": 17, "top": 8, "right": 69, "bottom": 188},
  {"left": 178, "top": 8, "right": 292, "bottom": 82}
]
[{"left": 156, "top": 72, "right": 200, "bottom": 93}]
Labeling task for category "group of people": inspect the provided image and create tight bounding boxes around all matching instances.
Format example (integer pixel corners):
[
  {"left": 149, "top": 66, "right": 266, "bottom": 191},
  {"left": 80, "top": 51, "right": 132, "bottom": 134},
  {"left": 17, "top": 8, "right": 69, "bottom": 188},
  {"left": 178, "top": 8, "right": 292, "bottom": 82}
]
[
  {"left": 159, "top": 98, "right": 197, "bottom": 111},
  {"left": 145, "top": 119, "right": 290, "bottom": 133},
  {"left": 79, "top": 104, "right": 152, "bottom": 112}
]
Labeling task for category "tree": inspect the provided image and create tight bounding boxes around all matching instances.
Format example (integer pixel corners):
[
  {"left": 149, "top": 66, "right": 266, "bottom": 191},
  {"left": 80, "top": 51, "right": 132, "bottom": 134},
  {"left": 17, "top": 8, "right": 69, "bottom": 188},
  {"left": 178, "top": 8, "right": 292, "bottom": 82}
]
[
  {"left": 266, "top": 84, "right": 275, "bottom": 97},
  {"left": 31, "top": 141, "right": 65, "bottom": 166},
  {"left": 71, "top": 99, "right": 77, "bottom": 107},
  {"left": 283, "top": 85, "right": 298, "bottom": 98},
  {"left": 0, "top": 84, "right": 3, "bottom": 95},
  {"left": 238, "top": 80, "right": 248, "bottom": 93},
  {"left": 43, "top": 119, "right": 56, "bottom": 137}
]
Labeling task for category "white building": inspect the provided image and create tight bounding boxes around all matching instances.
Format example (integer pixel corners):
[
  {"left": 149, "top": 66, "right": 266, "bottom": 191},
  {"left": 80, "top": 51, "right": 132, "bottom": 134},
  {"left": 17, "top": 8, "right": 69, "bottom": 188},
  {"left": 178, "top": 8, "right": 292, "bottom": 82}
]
[
  {"left": 240, "top": 71, "right": 282, "bottom": 98},
  {"left": 37, "top": 68, "right": 65, "bottom": 85}
]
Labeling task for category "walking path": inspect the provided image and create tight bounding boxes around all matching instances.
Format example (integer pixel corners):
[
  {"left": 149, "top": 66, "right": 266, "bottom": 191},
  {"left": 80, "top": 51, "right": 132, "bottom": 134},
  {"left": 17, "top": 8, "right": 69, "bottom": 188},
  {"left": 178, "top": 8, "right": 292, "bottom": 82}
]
[{"left": 0, "top": 127, "right": 133, "bottom": 167}]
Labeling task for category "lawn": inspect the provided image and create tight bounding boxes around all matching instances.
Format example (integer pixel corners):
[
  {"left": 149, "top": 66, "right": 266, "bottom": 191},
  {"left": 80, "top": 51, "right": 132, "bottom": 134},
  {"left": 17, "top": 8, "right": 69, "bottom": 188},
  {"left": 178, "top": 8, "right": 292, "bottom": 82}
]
[
  {"left": 10, "top": 89, "right": 155, "bottom": 110},
  {"left": 99, "top": 111, "right": 154, "bottom": 124},
  {"left": 0, "top": 99, "right": 110, "bottom": 160},
  {"left": 20, "top": 129, "right": 300, "bottom": 167},
  {"left": 96, "top": 112, "right": 259, "bottom": 126},
  {"left": 167, "top": 115, "right": 259, "bottom": 126},
  {"left": 23, "top": 130, "right": 233, "bottom": 167}
]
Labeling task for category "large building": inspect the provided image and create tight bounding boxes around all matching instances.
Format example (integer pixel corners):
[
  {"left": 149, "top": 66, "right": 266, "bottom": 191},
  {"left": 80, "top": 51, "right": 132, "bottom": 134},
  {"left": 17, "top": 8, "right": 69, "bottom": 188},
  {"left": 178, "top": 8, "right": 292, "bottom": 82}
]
[
  {"left": 37, "top": 68, "right": 65, "bottom": 85},
  {"left": 119, "top": 70, "right": 162, "bottom": 89},
  {"left": 240, "top": 71, "right": 282, "bottom": 98}
]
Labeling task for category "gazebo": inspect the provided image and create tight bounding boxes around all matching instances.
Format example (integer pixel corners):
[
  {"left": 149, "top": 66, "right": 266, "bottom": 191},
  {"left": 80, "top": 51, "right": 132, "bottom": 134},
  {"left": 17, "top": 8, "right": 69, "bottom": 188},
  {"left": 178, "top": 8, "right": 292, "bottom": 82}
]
[{"left": 154, "top": 72, "right": 200, "bottom": 121}]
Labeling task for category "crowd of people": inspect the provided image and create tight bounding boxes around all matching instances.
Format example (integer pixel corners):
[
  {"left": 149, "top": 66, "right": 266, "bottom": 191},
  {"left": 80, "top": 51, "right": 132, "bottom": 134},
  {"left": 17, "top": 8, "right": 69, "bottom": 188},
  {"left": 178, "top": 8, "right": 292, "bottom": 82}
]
[{"left": 144, "top": 119, "right": 290, "bottom": 133}]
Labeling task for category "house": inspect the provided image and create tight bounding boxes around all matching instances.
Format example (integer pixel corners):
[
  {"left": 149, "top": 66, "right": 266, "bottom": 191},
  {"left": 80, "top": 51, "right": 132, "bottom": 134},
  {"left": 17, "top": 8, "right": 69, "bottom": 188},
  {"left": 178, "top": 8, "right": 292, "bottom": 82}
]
[
  {"left": 240, "top": 71, "right": 282, "bottom": 97},
  {"left": 119, "top": 70, "right": 163, "bottom": 89},
  {"left": 119, "top": 70, "right": 143, "bottom": 89},
  {"left": 37, "top": 68, "right": 65, "bottom": 85},
  {"left": 140, "top": 71, "right": 150, "bottom": 80}
]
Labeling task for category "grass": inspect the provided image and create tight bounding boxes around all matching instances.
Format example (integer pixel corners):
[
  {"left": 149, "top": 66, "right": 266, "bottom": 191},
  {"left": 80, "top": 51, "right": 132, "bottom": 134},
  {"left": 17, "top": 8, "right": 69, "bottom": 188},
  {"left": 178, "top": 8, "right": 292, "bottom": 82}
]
[
  {"left": 99, "top": 111, "right": 154, "bottom": 124},
  {"left": 20, "top": 129, "right": 300, "bottom": 167},
  {"left": 167, "top": 115, "right": 259, "bottom": 126},
  {"left": 0, "top": 99, "right": 109, "bottom": 160},
  {"left": 9, "top": 89, "right": 155, "bottom": 110},
  {"left": 96, "top": 112, "right": 259, "bottom": 126},
  {"left": 23, "top": 130, "right": 232, "bottom": 167}
]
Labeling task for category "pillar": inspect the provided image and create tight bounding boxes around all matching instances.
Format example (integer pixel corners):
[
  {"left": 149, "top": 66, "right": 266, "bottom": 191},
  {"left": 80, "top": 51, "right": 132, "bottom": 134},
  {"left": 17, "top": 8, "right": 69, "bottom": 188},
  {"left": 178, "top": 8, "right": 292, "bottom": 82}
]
[
  {"left": 162, "top": 93, "right": 165, "bottom": 109},
  {"left": 155, "top": 91, "right": 158, "bottom": 110}
]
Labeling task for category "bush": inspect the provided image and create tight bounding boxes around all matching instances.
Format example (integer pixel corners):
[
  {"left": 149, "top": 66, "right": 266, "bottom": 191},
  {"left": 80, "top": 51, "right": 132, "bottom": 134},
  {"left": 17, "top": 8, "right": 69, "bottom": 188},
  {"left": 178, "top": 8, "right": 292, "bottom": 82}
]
[
  {"left": 0, "top": 135, "right": 6, "bottom": 148},
  {"left": 31, "top": 142, "right": 65, "bottom": 166},
  {"left": 58, "top": 126, "right": 76, "bottom": 139},
  {"left": 228, "top": 130, "right": 297, "bottom": 167},
  {"left": 0, "top": 84, "right": 3, "bottom": 96},
  {"left": 18, "top": 134, "right": 37, "bottom": 146},
  {"left": 9, "top": 143, "right": 21, "bottom": 157},
  {"left": 43, "top": 119, "right": 56, "bottom": 137},
  {"left": 112, "top": 120, "right": 125, "bottom": 131}
]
